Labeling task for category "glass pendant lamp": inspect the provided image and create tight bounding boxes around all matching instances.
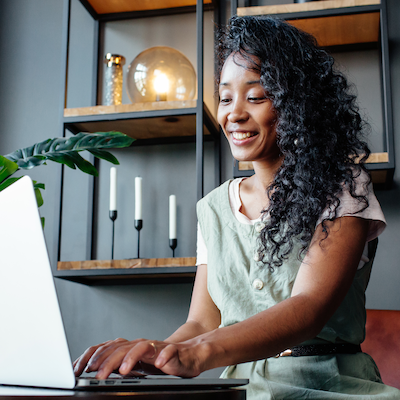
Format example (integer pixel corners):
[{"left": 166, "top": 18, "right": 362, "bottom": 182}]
[{"left": 126, "top": 46, "right": 197, "bottom": 103}]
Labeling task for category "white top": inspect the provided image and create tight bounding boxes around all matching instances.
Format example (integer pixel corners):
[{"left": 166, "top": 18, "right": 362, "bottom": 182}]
[{"left": 196, "top": 174, "right": 386, "bottom": 269}]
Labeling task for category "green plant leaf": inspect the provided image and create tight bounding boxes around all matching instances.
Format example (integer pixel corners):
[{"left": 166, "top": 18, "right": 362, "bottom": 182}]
[
  {"left": 88, "top": 149, "right": 120, "bottom": 165},
  {"left": 0, "top": 155, "right": 19, "bottom": 185},
  {"left": 34, "top": 188, "right": 44, "bottom": 207},
  {"left": 34, "top": 182, "right": 45, "bottom": 190},
  {"left": 0, "top": 177, "right": 22, "bottom": 192},
  {"left": 42, "top": 151, "right": 99, "bottom": 175},
  {"left": 4, "top": 131, "right": 135, "bottom": 174},
  {"left": 33, "top": 181, "right": 45, "bottom": 208}
]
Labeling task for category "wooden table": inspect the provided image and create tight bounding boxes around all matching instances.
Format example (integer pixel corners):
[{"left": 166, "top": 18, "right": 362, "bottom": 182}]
[{"left": 0, "top": 386, "right": 246, "bottom": 399}]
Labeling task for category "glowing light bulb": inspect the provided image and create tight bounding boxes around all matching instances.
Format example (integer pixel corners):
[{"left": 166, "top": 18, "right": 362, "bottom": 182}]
[
  {"left": 126, "top": 46, "right": 196, "bottom": 104},
  {"left": 153, "top": 73, "right": 169, "bottom": 101}
]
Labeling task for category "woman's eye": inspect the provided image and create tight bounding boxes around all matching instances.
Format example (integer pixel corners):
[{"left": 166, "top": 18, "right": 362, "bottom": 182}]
[
  {"left": 219, "top": 98, "right": 231, "bottom": 104},
  {"left": 248, "top": 96, "right": 266, "bottom": 102}
]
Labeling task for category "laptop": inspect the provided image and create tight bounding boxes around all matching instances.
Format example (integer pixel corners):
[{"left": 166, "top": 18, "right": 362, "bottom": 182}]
[{"left": 0, "top": 176, "right": 248, "bottom": 391}]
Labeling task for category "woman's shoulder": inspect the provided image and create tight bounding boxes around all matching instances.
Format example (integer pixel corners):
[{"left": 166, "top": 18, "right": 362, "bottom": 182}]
[
  {"left": 197, "top": 179, "right": 234, "bottom": 205},
  {"left": 317, "top": 169, "right": 386, "bottom": 241},
  {"left": 196, "top": 178, "right": 244, "bottom": 221}
]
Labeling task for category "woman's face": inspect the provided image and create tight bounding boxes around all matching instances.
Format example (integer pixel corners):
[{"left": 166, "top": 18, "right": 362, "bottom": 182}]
[{"left": 217, "top": 54, "right": 280, "bottom": 164}]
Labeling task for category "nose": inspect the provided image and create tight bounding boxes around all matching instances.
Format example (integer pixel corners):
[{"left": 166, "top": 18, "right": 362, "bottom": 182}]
[{"left": 227, "top": 99, "right": 249, "bottom": 123}]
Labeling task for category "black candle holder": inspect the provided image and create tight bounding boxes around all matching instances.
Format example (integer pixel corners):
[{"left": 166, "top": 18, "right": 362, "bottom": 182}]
[
  {"left": 135, "top": 219, "right": 143, "bottom": 259},
  {"left": 169, "top": 238, "right": 177, "bottom": 258},
  {"left": 109, "top": 210, "right": 118, "bottom": 260}
]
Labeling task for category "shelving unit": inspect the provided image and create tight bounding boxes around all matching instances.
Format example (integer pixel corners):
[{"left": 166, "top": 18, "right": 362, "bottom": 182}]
[
  {"left": 232, "top": 0, "right": 394, "bottom": 189},
  {"left": 54, "top": 0, "right": 221, "bottom": 284}
]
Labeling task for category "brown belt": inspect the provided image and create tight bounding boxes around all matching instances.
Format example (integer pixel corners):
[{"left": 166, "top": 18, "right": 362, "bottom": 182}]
[{"left": 275, "top": 343, "right": 361, "bottom": 358}]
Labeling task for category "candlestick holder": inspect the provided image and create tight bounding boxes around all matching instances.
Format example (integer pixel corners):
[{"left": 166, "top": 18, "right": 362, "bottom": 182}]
[
  {"left": 169, "top": 238, "right": 177, "bottom": 257},
  {"left": 135, "top": 219, "right": 143, "bottom": 259},
  {"left": 109, "top": 210, "right": 118, "bottom": 260}
]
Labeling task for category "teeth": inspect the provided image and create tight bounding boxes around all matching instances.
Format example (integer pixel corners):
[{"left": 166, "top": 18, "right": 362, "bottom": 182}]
[{"left": 233, "top": 132, "right": 255, "bottom": 140}]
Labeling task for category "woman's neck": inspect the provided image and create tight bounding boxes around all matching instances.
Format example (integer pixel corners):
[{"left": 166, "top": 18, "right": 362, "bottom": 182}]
[
  {"left": 238, "top": 158, "right": 283, "bottom": 220},
  {"left": 251, "top": 156, "right": 283, "bottom": 189}
]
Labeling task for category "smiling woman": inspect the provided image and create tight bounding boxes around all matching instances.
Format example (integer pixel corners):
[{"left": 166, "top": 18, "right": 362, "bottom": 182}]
[
  {"left": 215, "top": 15, "right": 374, "bottom": 271},
  {"left": 73, "top": 15, "right": 400, "bottom": 400}
]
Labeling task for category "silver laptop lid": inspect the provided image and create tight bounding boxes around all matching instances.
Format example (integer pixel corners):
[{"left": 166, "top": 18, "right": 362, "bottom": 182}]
[
  {"left": 0, "top": 177, "right": 249, "bottom": 392},
  {"left": 0, "top": 176, "right": 76, "bottom": 389}
]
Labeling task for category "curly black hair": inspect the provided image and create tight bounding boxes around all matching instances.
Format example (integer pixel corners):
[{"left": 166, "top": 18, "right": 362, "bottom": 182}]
[{"left": 217, "top": 15, "right": 371, "bottom": 271}]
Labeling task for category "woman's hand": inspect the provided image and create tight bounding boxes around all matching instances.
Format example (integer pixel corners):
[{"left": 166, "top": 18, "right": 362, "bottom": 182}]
[
  {"left": 73, "top": 337, "right": 210, "bottom": 379},
  {"left": 73, "top": 338, "right": 161, "bottom": 379}
]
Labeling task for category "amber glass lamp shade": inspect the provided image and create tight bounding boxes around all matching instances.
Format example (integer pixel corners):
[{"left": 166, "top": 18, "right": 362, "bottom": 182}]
[{"left": 126, "top": 46, "right": 197, "bottom": 103}]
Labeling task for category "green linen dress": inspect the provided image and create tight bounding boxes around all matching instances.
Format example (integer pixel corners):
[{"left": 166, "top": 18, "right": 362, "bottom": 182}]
[{"left": 197, "top": 180, "right": 400, "bottom": 399}]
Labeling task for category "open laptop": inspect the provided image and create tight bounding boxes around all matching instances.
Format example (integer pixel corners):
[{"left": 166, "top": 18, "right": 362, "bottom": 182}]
[{"left": 0, "top": 176, "right": 248, "bottom": 391}]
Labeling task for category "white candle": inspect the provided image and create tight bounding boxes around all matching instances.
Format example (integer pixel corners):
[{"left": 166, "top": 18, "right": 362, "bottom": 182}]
[
  {"left": 109, "top": 167, "right": 117, "bottom": 211},
  {"left": 169, "top": 195, "right": 177, "bottom": 239},
  {"left": 135, "top": 177, "right": 142, "bottom": 220}
]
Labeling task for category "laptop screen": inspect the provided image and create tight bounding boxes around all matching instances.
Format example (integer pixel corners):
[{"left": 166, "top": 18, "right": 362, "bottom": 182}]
[{"left": 0, "top": 177, "right": 248, "bottom": 391}]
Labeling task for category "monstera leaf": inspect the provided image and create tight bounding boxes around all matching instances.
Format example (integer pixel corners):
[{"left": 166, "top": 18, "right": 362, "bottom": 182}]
[
  {"left": 0, "top": 131, "right": 135, "bottom": 218},
  {"left": 4, "top": 131, "right": 134, "bottom": 175}
]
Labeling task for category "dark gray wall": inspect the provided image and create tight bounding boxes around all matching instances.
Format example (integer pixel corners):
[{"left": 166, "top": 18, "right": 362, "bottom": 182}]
[{"left": 0, "top": 0, "right": 399, "bottom": 378}]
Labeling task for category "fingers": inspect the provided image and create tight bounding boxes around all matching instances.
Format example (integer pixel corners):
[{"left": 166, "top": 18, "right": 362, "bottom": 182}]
[
  {"left": 154, "top": 344, "right": 178, "bottom": 369},
  {"left": 154, "top": 344, "right": 188, "bottom": 376},
  {"left": 73, "top": 338, "right": 133, "bottom": 377},
  {"left": 72, "top": 339, "right": 201, "bottom": 380},
  {"left": 119, "top": 341, "right": 161, "bottom": 376},
  {"left": 95, "top": 345, "right": 133, "bottom": 379},
  {"left": 73, "top": 339, "right": 163, "bottom": 380},
  {"left": 155, "top": 344, "right": 202, "bottom": 378},
  {"left": 73, "top": 340, "right": 113, "bottom": 377}
]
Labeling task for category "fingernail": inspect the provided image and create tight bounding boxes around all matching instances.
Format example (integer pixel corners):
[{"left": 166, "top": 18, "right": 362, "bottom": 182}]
[
  {"left": 155, "top": 358, "right": 164, "bottom": 368},
  {"left": 120, "top": 362, "right": 128, "bottom": 373}
]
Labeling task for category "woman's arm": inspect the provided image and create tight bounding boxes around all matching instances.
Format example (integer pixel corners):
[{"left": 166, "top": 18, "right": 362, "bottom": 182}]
[
  {"left": 153, "top": 216, "right": 368, "bottom": 374},
  {"left": 165, "top": 264, "right": 221, "bottom": 343},
  {"left": 73, "top": 264, "right": 220, "bottom": 378},
  {"left": 76, "top": 216, "right": 368, "bottom": 378}
]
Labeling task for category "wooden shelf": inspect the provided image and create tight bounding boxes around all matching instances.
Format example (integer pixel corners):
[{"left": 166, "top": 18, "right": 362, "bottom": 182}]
[
  {"left": 64, "top": 100, "right": 197, "bottom": 118},
  {"left": 238, "top": 0, "right": 380, "bottom": 15},
  {"left": 238, "top": 0, "right": 381, "bottom": 47},
  {"left": 288, "top": 12, "right": 379, "bottom": 47},
  {"left": 64, "top": 101, "right": 220, "bottom": 143},
  {"left": 56, "top": 257, "right": 197, "bottom": 285},
  {"left": 58, "top": 257, "right": 196, "bottom": 270},
  {"left": 84, "top": 0, "right": 212, "bottom": 15},
  {"left": 237, "top": 152, "right": 393, "bottom": 188},
  {"left": 238, "top": 152, "right": 389, "bottom": 172}
]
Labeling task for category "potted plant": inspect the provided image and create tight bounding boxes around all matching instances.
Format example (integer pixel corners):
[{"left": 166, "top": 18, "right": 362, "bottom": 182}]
[{"left": 0, "top": 131, "right": 135, "bottom": 223}]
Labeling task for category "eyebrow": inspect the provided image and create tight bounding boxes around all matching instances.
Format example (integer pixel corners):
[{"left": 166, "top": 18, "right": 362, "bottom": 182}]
[{"left": 219, "top": 80, "right": 261, "bottom": 87}]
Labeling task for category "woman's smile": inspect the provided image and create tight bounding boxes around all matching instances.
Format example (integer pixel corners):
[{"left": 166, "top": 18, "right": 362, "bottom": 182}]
[
  {"left": 232, "top": 131, "right": 258, "bottom": 141},
  {"left": 231, "top": 131, "right": 260, "bottom": 147}
]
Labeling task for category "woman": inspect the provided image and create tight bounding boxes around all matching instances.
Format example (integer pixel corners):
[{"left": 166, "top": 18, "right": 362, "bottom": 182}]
[{"left": 74, "top": 16, "right": 400, "bottom": 398}]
